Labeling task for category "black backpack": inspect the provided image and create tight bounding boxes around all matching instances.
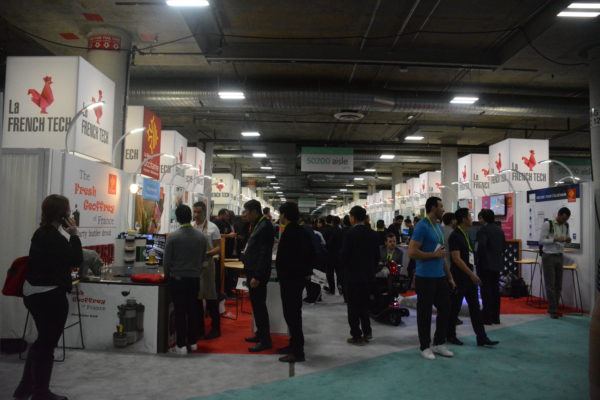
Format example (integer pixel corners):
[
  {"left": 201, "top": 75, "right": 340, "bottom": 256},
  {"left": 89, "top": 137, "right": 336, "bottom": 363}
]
[
  {"left": 304, "top": 226, "right": 328, "bottom": 273},
  {"left": 500, "top": 273, "right": 529, "bottom": 298},
  {"left": 539, "top": 220, "right": 569, "bottom": 256}
]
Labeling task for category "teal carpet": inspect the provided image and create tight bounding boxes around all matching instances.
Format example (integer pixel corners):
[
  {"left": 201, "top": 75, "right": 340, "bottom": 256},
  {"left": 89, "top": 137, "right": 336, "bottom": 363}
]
[{"left": 189, "top": 316, "right": 590, "bottom": 400}]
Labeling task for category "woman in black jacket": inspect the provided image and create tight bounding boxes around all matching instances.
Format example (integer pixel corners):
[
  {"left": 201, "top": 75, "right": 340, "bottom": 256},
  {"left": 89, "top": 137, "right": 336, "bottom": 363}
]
[{"left": 14, "top": 194, "right": 82, "bottom": 400}]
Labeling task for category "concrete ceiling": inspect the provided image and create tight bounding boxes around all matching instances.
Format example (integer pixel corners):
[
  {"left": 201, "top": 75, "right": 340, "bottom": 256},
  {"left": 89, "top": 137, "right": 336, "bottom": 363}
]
[{"left": 0, "top": 0, "right": 597, "bottom": 205}]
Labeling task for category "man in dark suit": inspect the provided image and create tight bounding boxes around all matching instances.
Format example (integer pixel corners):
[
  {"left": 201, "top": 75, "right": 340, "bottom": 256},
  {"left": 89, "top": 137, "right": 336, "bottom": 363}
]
[
  {"left": 241, "top": 200, "right": 275, "bottom": 352},
  {"left": 341, "top": 206, "right": 380, "bottom": 345},
  {"left": 387, "top": 215, "right": 404, "bottom": 244},
  {"left": 475, "top": 209, "right": 506, "bottom": 325},
  {"left": 324, "top": 215, "right": 343, "bottom": 295},
  {"left": 276, "top": 202, "right": 315, "bottom": 363},
  {"left": 378, "top": 233, "right": 404, "bottom": 276}
]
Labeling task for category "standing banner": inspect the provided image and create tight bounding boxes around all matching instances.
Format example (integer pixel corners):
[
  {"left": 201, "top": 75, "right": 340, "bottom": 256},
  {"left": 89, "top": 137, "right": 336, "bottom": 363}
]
[
  {"left": 300, "top": 147, "right": 353, "bottom": 173},
  {"left": 488, "top": 139, "right": 549, "bottom": 193},
  {"left": 62, "top": 154, "right": 122, "bottom": 246},
  {"left": 458, "top": 154, "right": 490, "bottom": 198},
  {"left": 2, "top": 56, "right": 115, "bottom": 162},
  {"left": 526, "top": 184, "right": 581, "bottom": 248},
  {"left": 160, "top": 130, "right": 187, "bottom": 186},
  {"left": 185, "top": 147, "right": 206, "bottom": 193},
  {"left": 123, "top": 106, "right": 162, "bottom": 180},
  {"left": 419, "top": 171, "right": 442, "bottom": 194},
  {"left": 212, "top": 173, "right": 234, "bottom": 205}
]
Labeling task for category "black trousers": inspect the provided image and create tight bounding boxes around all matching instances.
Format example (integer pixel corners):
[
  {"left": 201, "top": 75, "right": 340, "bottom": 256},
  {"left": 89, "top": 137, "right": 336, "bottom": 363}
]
[
  {"left": 198, "top": 299, "right": 220, "bottom": 335},
  {"left": 415, "top": 276, "right": 450, "bottom": 351},
  {"left": 18, "top": 288, "right": 69, "bottom": 396},
  {"left": 280, "top": 279, "right": 305, "bottom": 357},
  {"left": 447, "top": 279, "right": 487, "bottom": 340},
  {"left": 249, "top": 277, "right": 271, "bottom": 344},
  {"left": 326, "top": 260, "right": 340, "bottom": 294},
  {"left": 169, "top": 278, "right": 200, "bottom": 347},
  {"left": 346, "top": 281, "right": 371, "bottom": 339},
  {"left": 479, "top": 268, "right": 501, "bottom": 323}
]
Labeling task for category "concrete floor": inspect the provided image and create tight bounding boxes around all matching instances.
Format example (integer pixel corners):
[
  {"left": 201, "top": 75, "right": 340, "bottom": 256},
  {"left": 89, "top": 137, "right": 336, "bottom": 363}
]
[{"left": 0, "top": 293, "right": 544, "bottom": 400}]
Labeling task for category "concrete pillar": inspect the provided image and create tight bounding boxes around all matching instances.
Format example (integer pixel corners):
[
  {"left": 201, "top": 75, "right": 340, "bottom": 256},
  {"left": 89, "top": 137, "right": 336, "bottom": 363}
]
[
  {"left": 441, "top": 147, "right": 458, "bottom": 208},
  {"left": 257, "top": 187, "right": 265, "bottom": 199},
  {"left": 85, "top": 28, "right": 131, "bottom": 168},
  {"left": 203, "top": 142, "right": 214, "bottom": 216},
  {"left": 353, "top": 191, "right": 360, "bottom": 201},
  {"left": 392, "top": 166, "right": 403, "bottom": 193},
  {"left": 588, "top": 47, "right": 600, "bottom": 286},
  {"left": 368, "top": 183, "right": 377, "bottom": 195}
]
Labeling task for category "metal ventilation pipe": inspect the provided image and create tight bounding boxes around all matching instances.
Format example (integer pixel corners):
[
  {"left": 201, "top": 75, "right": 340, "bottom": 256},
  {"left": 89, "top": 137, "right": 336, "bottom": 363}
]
[{"left": 129, "top": 80, "right": 588, "bottom": 118}]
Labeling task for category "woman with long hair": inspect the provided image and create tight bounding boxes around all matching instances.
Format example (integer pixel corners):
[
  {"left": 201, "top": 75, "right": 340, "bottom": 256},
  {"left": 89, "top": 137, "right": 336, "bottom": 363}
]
[{"left": 14, "top": 194, "right": 82, "bottom": 400}]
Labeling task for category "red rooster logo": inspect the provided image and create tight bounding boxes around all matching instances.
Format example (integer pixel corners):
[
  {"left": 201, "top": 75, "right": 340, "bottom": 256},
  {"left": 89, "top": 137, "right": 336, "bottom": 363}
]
[
  {"left": 28, "top": 76, "right": 54, "bottom": 114},
  {"left": 461, "top": 165, "right": 467, "bottom": 181},
  {"left": 421, "top": 182, "right": 425, "bottom": 192},
  {"left": 495, "top": 153, "right": 502, "bottom": 171},
  {"left": 435, "top": 182, "right": 442, "bottom": 190},
  {"left": 179, "top": 147, "right": 183, "bottom": 163},
  {"left": 522, "top": 150, "right": 537, "bottom": 171},
  {"left": 91, "top": 90, "right": 103, "bottom": 123},
  {"left": 482, "top": 168, "right": 490, "bottom": 176},
  {"left": 216, "top": 179, "right": 224, "bottom": 192},
  {"left": 198, "top": 162, "right": 203, "bottom": 175},
  {"left": 408, "top": 188, "right": 412, "bottom": 195}
]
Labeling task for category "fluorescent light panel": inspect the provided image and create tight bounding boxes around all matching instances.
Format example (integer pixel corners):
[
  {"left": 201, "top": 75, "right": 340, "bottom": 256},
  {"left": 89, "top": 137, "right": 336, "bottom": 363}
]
[
  {"left": 218, "top": 91, "right": 245, "bottom": 100},
  {"left": 354, "top": 177, "right": 364, "bottom": 181},
  {"left": 166, "top": 0, "right": 209, "bottom": 5},
  {"left": 450, "top": 96, "right": 479, "bottom": 104},
  {"left": 364, "top": 168, "right": 376, "bottom": 172},
  {"left": 346, "top": 184, "right": 354, "bottom": 187},
  {"left": 260, "top": 166, "right": 272, "bottom": 170},
  {"left": 266, "top": 175, "right": 276, "bottom": 179},
  {"left": 340, "top": 188, "right": 348, "bottom": 192},
  {"left": 241, "top": 131, "right": 260, "bottom": 137},
  {"left": 405, "top": 136, "right": 424, "bottom": 141},
  {"left": 380, "top": 154, "right": 395, "bottom": 160},
  {"left": 252, "top": 153, "right": 267, "bottom": 158},
  {"left": 558, "top": 10, "right": 600, "bottom": 16},
  {"left": 568, "top": 3, "right": 600, "bottom": 9}
]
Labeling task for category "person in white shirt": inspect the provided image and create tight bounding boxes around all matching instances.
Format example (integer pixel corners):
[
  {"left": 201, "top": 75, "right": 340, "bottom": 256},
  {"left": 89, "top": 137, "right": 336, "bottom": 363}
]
[
  {"left": 539, "top": 207, "right": 571, "bottom": 319},
  {"left": 193, "top": 201, "right": 223, "bottom": 340}
]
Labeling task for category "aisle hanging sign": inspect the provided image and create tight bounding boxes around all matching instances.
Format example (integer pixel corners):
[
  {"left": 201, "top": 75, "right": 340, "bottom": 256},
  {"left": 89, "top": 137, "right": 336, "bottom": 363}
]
[
  {"left": 2, "top": 56, "right": 115, "bottom": 162},
  {"left": 526, "top": 184, "right": 581, "bottom": 248},
  {"left": 458, "top": 154, "right": 490, "bottom": 199},
  {"left": 185, "top": 147, "right": 206, "bottom": 193},
  {"left": 62, "top": 153, "right": 122, "bottom": 246},
  {"left": 212, "top": 173, "right": 234, "bottom": 204},
  {"left": 300, "top": 147, "right": 353, "bottom": 173},
  {"left": 123, "top": 106, "right": 162, "bottom": 180},
  {"left": 160, "top": 130, "right": 187, "bottom": 187},
  {"left": 298, "top": 198, "right": 317, "bottom": 208},
  {"left": 488, "top": 139, "right": 549, "bottom": 194},
  {"left": 419, "top": 171, "right": 442, "bottom": 194}
]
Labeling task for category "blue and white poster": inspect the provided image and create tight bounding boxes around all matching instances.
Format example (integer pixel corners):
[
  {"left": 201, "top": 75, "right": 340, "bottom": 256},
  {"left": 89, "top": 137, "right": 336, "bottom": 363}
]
[{"left": 525, "top": 184, "right": 581, "bottom": 249}]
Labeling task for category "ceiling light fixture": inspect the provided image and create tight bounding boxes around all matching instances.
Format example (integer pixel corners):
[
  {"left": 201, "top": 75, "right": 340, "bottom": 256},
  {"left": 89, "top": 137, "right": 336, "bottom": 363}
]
[
  {"left": 260, "top": 166, "right": 272, "bottom": 170},
  {"left": 568, "top": 2, "right": 600, "bottom": 8},
  {"left": 252, "top": 153, "right": 267, "bottom": 158},
  {"left": 241, "top": 131, "right": 260, "bottom": 137},
  {"left": 266, "top": 175, "right": 276, "bottom": 179},
  {"left": 450, "top": 96, "right": 479, "bottom": 104},
  {"left": 273, "top": 186, "right": 281, "bottom": 189},
  {"left": 380, "top": 154, "right": 395, "bottom": 160},
  {"left": 166, "top": 0, "right": 209, "bottom": 6},
  {"left": 340, "top": 189, "right": 348, "bottom": 192},
  {"left": 407, "top": 115, "right": 415, "bottom": 120},
  {"left": 276, "top": 191, "right": 283, "bottom": 194},
  {"left": 346, "top": 184, "right": 354, "bottom": 187},
  {"left": 331, "top": 196, "right": 338, "bottom": 198},
  {"left": 364, "top": 168, "right": 377, "bottom": 172},
  {"left": 218, "top": 91, "right": 245, "bottom": 100},
  {"left": 354, "top": 177, "right": 364, "bottom": 181},
  {"left": 405, "top": 136, "right": 424, "bottom": 141},
  {"left": 558, "top": 10, "right": 600, "bottom": 16}
]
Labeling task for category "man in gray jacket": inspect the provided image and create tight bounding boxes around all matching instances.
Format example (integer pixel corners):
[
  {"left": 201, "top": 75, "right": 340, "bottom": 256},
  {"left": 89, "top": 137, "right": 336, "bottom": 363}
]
[
  {"left": 164, "top": 205, "right": 208, "bottom": 355},
  {"left": 539, "top": 207, "right": 571, "bottom": 319}
]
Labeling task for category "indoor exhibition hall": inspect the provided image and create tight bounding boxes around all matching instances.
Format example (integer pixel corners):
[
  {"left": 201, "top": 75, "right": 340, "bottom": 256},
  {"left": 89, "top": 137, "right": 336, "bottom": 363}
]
[{"left": 0, "top": 1, "right": 599, "bottom": 400}]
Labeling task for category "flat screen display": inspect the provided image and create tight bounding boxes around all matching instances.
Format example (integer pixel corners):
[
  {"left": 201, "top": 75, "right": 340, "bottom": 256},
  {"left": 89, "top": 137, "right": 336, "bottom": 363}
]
[{"left": 490, "top": 194, "right": 506, "bottom": 217}]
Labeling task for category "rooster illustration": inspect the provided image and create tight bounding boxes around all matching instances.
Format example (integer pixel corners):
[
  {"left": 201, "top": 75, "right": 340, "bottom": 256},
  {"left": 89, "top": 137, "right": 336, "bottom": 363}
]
[
  {"left": 522, "top": 150, "right": 537, "bottom": 171},
  {"left": 482, "top": 168, "right": 490, "bottom": 176},
  {"left": 216, "top": 179, "right": 224, "bottom": 192},
  {"left": 179, "top": 147, "right": 183, "bottom": 163},
  {"left": 495, "top": 153, "right": 502, "bottom": 171},
  {"left": 91, "top": 90, "right": 103, "bottom": 124},
  {"left": 461, "top": 165, "right": 467, "bottom": 181},
  {"left": 421, "top": 183, "right": 425, "bottom": 192},
  {"left": 27, "top": 76, "right": 54, "bottom": 114},
  {"left": 435, "top": 182, "right": 442, "bottom": 190}
]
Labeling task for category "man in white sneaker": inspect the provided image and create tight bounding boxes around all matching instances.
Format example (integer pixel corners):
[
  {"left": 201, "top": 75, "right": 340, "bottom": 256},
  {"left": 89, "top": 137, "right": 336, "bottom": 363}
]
[{"left": 408, "top": 197, "right": 456, "bottom": 360}]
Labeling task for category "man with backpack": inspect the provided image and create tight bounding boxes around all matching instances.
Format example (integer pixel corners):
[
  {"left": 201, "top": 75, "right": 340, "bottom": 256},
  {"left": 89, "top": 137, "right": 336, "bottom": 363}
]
[
  {"left": 300, "top": 215, "right": 326, "bottom": 303},
  {"left": 539, "top": 207, "right": 571, "bottom": 319}
]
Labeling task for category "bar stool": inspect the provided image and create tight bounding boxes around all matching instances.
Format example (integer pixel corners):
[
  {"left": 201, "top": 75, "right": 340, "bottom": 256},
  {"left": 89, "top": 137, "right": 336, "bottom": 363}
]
[
  {"left": 560, "top": 264, "right": 583, "bottom": 314},
  {"left": 515, "top": 258, "right": 544, "bottom": 306}
]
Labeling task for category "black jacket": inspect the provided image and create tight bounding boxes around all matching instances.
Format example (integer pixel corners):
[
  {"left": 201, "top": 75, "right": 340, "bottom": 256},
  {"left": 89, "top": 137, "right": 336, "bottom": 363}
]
[
  {"left": 242, "top": 217, "right": 275, "bottom": 281},
  {"left": 276, "top": 222, "right": 314, "bottom": 281},
  {"left": 341, "top": 224, "right": 380, "bottom": 284},
  {"left": 476, "top": 223, "right": 506, "bottom": 272},
  {"left": 26, "top": 225, "right": 83, "bottom": 292}
]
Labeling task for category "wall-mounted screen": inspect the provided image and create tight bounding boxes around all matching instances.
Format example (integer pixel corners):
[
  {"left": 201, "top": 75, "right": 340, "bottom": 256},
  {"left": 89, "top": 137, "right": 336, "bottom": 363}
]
[{"left": 490, "top": 194, "right": 506, "bottom": 217}]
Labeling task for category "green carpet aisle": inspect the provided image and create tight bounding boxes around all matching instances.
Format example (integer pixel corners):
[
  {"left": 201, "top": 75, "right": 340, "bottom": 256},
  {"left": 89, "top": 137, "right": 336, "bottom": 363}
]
[{"left": 188, "top": 315, "right": 590, "bottom": 400}]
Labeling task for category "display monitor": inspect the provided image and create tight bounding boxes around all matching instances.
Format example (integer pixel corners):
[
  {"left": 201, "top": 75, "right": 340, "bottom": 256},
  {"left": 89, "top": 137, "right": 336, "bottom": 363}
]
[{"left": 490, "top": 194, "right": 506, "bottom": 217}]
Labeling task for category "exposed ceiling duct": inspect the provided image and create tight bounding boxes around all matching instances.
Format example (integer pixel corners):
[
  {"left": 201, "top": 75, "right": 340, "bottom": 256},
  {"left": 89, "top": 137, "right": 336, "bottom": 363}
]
[{"left": 129, "top": 80, "right": 588, "bottom": 119}]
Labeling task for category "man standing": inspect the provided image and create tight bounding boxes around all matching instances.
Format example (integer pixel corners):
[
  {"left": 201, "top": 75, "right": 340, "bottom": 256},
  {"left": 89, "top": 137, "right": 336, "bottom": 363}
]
[
  {"left": 408, "top": 197, "right": 456, "bottom": 360},
  {"left": 324, "top": 215, "right": 343, "bottom": 295},
  {"left": 341, "top": 206, "right": 380, "bottom": 345},
  {"left": 276, "top": 202, "right": 315, "bottom": 362},
  {"left": 539, "top": 207, "right": 571, "bottom": 319},
  {"left": 192, "top": 201, "right": 222, "bottom": 340},
  {"left": 164, "top": 205, "right": 207, "bottom": 355},
  {"left": 387, "top": 215, "right": 404, "bottom": 244},
  {"left": 476, "top": 209, "right": 506, "bottom": 325},
  {"left": 447, "top": 208, "right": 499, "bottom": 347},
  {"left": 241, "top": 200, "right": 275, "bottom": 352}
]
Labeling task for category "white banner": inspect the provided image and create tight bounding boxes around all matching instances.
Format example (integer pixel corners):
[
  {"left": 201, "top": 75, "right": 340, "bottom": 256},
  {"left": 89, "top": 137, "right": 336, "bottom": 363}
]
[
  {"left": 458, "top": 154, "right": 490, "bottom": 198},
  {"left": 62, "top": 154, "right": 122, "bottom": 246},
  {"left": 185, "top": 147, "right": 206, "bottom": 193},
  {"left": 212, "top": 173, "right": 234, "bottom": 204},
  {"left": 160, "top": 130, "right": 188, "bottom": 186},
  {"left": 419, "top": 171, "right": 442, "bottom": 194},
  {"left": 300, "top": 147, "right": 353, "bottom": 173},
  {"left": 489, "top": 139, "right": 549, "bottom": 193},
  {"left": 64, "top": 282, "right": 159, "bottom": 353}
]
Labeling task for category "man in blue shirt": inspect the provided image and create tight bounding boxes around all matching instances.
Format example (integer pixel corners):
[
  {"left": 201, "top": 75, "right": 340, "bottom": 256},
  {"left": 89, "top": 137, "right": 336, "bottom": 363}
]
[{"left": 408, "top": 196, "right": 456, "bottom": 360}]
